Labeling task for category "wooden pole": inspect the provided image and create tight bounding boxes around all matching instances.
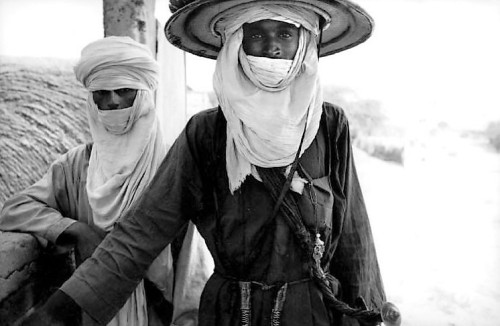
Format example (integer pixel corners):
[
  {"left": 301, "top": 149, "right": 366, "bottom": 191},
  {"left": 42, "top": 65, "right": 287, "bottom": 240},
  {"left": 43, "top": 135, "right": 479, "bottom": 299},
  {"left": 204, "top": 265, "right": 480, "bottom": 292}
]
[
  {"left": 155, "top": 0, "right": 187, "bottom": 145},
  {"left": 102, "top": 0, "right": 157, "bottom": 55},
  {"left": 102, "top": 0, "right": 188, "bottom": 145}
]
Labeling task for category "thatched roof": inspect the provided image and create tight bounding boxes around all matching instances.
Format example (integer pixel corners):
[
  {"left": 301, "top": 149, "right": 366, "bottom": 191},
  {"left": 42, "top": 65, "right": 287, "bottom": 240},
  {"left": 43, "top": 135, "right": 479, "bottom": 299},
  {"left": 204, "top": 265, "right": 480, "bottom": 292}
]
[{"left": 0, "top": 56, "right": 91, "bottom": 206}]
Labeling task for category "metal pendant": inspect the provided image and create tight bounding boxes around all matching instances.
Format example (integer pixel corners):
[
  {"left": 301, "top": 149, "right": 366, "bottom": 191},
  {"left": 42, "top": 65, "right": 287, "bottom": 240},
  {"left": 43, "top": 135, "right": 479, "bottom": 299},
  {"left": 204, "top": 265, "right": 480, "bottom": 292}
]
[{"left": 312, "top": 233, "right": 325, "bottom": 263}]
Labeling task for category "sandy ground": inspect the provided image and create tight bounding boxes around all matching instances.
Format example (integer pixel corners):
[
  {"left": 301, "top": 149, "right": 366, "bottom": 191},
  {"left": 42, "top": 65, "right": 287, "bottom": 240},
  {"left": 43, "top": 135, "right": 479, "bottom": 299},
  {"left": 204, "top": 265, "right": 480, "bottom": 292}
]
[{"left": 354, "top": 128, "right": 500, "bottom": 325}]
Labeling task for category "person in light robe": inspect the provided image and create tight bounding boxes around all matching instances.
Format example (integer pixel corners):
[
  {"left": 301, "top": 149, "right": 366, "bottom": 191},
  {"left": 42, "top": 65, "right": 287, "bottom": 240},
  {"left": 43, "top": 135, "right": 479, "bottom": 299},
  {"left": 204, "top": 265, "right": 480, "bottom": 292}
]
[{"left": 1, "top": 36, "right": 213, "bottom": 326}]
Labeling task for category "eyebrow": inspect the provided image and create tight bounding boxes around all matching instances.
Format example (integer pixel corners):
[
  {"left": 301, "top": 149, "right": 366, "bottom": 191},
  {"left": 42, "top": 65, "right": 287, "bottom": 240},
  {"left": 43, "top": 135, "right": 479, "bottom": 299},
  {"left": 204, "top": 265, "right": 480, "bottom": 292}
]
[
  {"left": 244, "top": 25, "right": 298, "bottom": 34},
  {"left": 279, "top": 26, "right": 298, "bottom": 32}
]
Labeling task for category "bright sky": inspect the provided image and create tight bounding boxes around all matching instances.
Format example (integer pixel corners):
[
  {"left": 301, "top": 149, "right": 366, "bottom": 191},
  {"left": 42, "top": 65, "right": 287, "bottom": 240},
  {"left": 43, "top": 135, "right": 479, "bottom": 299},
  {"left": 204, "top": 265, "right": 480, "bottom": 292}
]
[
  {"left": 1, "top": 0, "right": 499, "bottom": 130},
  {"left": 0, "top": 0, "right": 103, "bottom": 59}
]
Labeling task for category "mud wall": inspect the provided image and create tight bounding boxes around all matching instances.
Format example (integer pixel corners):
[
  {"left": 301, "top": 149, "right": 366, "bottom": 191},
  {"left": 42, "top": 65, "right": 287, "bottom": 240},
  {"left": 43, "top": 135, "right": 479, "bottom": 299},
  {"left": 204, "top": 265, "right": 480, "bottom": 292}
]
[{"left": 0, "top": 56, "right": 90, "bottom": 325}]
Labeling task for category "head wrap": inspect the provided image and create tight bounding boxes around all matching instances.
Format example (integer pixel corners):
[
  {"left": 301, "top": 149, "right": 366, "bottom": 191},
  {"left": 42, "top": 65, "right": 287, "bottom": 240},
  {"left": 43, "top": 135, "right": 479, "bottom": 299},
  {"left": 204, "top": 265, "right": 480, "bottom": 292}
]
[
  {"left": 212, "top": 5, "right": 324, "bottom": 193},
  {"left": 73, "top": 36, "right": 166, "bottom": 326},
  {"left": 213, "top": 4, "right": 320, "bottom": 41},
  {"left": 74, "top": 36, "right": 159, "bottom": 91}
]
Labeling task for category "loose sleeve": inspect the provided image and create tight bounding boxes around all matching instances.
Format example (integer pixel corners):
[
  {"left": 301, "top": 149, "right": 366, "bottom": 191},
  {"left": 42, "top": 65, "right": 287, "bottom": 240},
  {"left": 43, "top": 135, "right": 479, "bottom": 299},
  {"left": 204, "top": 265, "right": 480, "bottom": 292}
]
[
  {"left": 0, "top": 151, "right": 80, "bottom": 244},
  {"left": 328, "top": 109, "right": 386, "bottom": 323},
  {"left": 60, "top": 119, "right": 207, "bottom": 324}
]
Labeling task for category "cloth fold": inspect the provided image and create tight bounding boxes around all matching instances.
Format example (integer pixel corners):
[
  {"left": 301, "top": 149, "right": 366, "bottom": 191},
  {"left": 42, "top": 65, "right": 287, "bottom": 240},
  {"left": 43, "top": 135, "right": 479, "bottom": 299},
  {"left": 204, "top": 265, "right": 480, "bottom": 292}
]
[
  {"left": 212, "top": 5, "right": 324, "bottom": 193},
  {"left": 74, "top": 36, "right": 166, "bottom": 326}
]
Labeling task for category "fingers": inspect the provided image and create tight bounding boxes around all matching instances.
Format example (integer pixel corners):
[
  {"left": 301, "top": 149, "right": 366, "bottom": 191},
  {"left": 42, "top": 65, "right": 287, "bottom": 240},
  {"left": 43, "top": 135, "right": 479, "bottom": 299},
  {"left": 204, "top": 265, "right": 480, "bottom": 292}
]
[
  {"left": 354, "top": 297, "right": 369, "bottom": 310},
  {"left": 381, "top": 302, "right": 402, "bottom": 326},
  {"left": 13, "top": 308, "right": 63, "bottom": 326}
]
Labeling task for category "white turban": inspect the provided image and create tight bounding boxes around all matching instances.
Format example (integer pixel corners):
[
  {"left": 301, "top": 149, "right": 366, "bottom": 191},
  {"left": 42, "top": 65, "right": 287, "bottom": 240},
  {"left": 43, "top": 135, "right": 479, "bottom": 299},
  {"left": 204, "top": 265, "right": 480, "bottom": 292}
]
[
  {"left": 74, "top": 36, "right": 159, "bottom": 91},
  {"left": 213, "top": 4, "right": 321, "bottom": 40}
]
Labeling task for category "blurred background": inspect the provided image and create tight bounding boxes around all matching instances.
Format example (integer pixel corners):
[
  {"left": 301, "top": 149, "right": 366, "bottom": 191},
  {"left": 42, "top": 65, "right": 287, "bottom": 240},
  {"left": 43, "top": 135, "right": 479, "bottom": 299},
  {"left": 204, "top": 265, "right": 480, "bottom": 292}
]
[{"left": 1, "top": 0, "right": 499, "bottom": 325}]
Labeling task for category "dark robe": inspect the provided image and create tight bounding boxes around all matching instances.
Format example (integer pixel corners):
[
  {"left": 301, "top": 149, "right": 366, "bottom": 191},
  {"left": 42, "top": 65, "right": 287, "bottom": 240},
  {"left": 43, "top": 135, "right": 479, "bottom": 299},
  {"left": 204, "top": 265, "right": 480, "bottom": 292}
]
[{"left": 61, "top": 103, "right": 385, "bottom": 326}]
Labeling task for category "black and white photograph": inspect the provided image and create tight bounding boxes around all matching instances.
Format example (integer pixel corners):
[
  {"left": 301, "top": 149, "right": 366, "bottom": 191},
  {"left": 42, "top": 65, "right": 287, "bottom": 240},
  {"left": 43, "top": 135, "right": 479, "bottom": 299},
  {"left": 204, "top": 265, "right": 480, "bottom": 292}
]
[{"left": 1, "top": 0, "right": 499, "bottom": 325}]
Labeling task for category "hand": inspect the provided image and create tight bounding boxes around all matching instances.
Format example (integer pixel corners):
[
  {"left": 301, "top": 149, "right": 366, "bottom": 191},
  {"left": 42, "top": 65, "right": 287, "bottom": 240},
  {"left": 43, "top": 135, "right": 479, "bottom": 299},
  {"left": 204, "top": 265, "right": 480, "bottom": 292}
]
[
  {"left": 14, "top": 290, "right": 80, "bottom": 326},
  {"left": 58, "top": 221, "right": 106, "bottom": 262},
  {"left": 353, "top": 297, "right": 380, "bottom": 326},
  {"left": 14, "top": 307, "right": 63, "bottom": 326},
  {"left": 381, "top": 302, "right": 401, "bottom": 326}
]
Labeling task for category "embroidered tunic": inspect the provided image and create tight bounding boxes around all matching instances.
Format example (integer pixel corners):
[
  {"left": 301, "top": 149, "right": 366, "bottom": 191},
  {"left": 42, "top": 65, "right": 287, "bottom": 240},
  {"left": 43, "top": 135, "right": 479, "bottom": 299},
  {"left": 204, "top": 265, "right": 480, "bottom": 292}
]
[{"left": 60, "top": 103, "right": 385, "bottom": 326}]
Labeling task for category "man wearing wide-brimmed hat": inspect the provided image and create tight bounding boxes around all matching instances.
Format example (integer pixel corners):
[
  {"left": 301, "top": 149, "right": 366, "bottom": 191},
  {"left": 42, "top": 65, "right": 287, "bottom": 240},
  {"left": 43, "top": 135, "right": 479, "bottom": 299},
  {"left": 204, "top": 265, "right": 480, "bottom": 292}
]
[{"left": 20, "top": 1, "right": 401, "bottom": 326}]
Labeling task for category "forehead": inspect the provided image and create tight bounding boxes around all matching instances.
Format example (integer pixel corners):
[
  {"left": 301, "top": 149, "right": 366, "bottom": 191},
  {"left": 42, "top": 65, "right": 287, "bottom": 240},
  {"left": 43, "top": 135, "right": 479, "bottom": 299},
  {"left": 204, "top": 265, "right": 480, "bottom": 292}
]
[{"left": 243, "top": 19, "right": 299, "bottom": 32}]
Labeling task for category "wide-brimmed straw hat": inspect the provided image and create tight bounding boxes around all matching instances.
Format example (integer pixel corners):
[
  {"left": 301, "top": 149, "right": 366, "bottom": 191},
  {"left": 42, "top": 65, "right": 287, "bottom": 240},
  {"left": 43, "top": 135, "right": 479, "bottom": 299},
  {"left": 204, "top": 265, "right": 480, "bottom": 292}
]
[{"left": 165, "top": 0, "right": 373, "bottom": 59}]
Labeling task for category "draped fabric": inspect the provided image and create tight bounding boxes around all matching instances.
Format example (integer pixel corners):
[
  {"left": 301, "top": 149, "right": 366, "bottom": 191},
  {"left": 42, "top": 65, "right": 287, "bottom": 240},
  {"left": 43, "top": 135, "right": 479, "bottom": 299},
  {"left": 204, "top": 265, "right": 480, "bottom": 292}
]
[
  {"left": 74, "top": 36, "right": 159, "bottom": 92},
  {"left": 244, "top": 55, "right": 293, "bottom": 88},
  {"left": 73, "top": 36, "right": 165, "bottom": 326},
  {"left": 83, "top": 90, "right": 165, "bottom": 231},
  {"left": 212, "top": 4, "right": 321, "bottom": 39},
  {"left": 212, "top": 5, "right": 324, "bottom": 193}
]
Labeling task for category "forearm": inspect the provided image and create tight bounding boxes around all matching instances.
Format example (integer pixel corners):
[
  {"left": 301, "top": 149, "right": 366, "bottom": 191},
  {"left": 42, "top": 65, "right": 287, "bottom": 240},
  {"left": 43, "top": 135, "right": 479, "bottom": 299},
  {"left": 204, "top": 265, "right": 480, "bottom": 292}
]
[
  {"left": 0, "top": 194, "right": 77, "bottom": 244},
  {"left": 60, "top": 203, "right": 190, "bottom": 323},
  {"left": 0, "top": 160, "right": 78, "bottom": 244},
  {"left": 58, "top": 128, "right": 204, "bottom": 324},
  {"left": 16, "top": 290, "right": 81, "bottom": 326},
  {"left": 328, "top": 110, "right": 385, "bottom": 308},
  {"left": 333, "top": 129, "right": 386, "bottom": 307}
]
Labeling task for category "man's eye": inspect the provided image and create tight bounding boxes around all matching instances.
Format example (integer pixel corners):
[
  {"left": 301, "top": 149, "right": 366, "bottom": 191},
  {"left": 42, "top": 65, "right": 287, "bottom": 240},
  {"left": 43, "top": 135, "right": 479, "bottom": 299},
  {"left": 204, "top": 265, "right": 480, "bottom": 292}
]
[
  {"left": 93, "top": 90, "right": 107, "bottom": 96},
  {"left": 280, "top": 32, "right": 292, "bottom": 39},
  {"left": 250, "top": 33, "right": 262, "bottom": 39}
]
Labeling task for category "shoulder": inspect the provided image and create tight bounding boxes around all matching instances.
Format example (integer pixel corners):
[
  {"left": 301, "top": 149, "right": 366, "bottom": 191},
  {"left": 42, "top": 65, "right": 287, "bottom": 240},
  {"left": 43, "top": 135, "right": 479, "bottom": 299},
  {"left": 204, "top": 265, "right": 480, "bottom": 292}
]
[
  {"left": 186, "top": 107, "right": 221, "bottom": 132},
  {"left": 178, "top": 108, "right": 226, "bottom": 173},
  {"left": 322, "top": 102, "right": 350, "bottom": 137},
  {"left": 184, "top": 107, "right": 224, "bottom": 147},
  {"left": 322, "top": 102, "right": 348, "bottom": 125},
  {"left": 51, "top": 143, "right": 92, "bottom": 175},
  {"left": 55, "top": 143, "right": 92, "bottom": 164}
]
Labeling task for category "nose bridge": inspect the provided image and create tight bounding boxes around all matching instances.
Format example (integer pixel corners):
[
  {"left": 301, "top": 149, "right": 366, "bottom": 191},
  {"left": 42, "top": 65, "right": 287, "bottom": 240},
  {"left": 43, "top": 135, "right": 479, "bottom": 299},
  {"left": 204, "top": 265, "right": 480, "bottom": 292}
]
[
  {"left": 109, "top": 90, "right": 120, "bottom": 103},
  {"left": 265, "top": 35, "right": 281, "bottom": 56},
  {"left": 103, "top": 91, "right": 120, "bottom": 110}
]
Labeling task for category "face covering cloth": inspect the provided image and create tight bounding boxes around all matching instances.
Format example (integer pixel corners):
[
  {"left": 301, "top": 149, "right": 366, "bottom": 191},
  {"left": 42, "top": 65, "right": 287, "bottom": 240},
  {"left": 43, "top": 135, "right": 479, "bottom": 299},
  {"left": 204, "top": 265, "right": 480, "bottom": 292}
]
[
  {"left": 212, "top": 4, "right": 325, "bottom": 193},
  {"left": 245, "top": 55, "right": 293, "bottom": 87}
]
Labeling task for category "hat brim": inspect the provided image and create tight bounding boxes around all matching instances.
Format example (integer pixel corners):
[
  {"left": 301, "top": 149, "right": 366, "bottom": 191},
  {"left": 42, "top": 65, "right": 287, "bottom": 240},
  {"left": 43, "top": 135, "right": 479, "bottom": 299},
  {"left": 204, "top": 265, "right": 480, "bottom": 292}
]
[{"left": 165, "top": 0, "right": 374, "bottom": 59}]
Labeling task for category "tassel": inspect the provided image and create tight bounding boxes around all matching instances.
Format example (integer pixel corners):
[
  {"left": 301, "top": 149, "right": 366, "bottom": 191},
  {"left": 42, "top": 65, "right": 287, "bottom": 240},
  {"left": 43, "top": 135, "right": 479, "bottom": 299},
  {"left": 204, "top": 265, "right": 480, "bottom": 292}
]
[
  {"left": 239, "top": 282, "right": 252, "bottom": 326},
  {"left": 271, "top": 284, "right": 288, "bottom": 326}
]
